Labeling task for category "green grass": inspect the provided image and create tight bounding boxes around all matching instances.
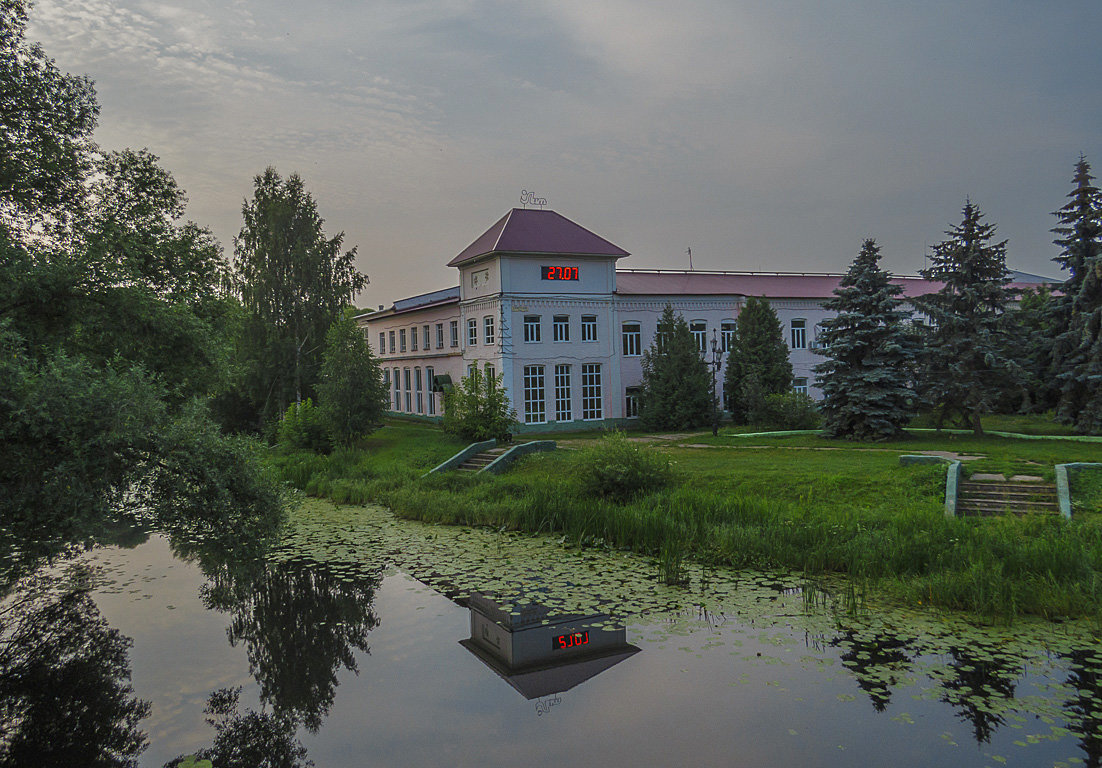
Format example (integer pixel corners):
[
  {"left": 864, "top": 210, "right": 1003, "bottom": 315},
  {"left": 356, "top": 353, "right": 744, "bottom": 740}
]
[{"left": 267, "top": 417, "right": 1102, "bottom": 622}]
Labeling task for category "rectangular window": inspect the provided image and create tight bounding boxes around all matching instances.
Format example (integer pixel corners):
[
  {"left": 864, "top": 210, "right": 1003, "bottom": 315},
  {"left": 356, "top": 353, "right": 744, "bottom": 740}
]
[
  {"left": 378, "top": 332, "right": 385, "bottom": 355},
  {"left": 791, "top": 319, "right": 806, "bottom": 350},
  {"left": 467, "top": 318, "right": 477, "bottom": 346},
  {"left": 581, "top": 363, "right": 602, "bottom": 420},
  {"left": 415, "top": 367, "right": 423, "bottom": 413},
  {"left": 523, "top": 365, "right": 546, "bottom": 424},
  {"left": 721, "top": 321, "right": 736, "bottom": 353},
  {"left": 581, "top": 315, "right": 598, "bottom": 342},
  {"left": 450, "top": 320, "right": 459, "bottom": 347},
  {"left": 383, "top": 369, "right": 390, "bottom": 392},
  {"left": 436, "top": 323, "right": 444, "bottom": 349},
  {"left": 403, "top": 368, "right": 411, "bottom": 411},
  {"left": 426, "top": 366, "right": 436, "bottom": 415},
  {"left": 399, "top": 328, "right": 407, "bottom": 352},
  {"left": 625, "top": 390, "right": 640, "bottom": 418},
  {"left": 389, "top": 330, "right": 396, "bottom": 354},
  {"left": 690, "top": 321, "right": 707, "bottom": 352},
  {"left": 393, "top": 368, "right": 400, "bottom": 410},
  {"left": 423, "top": 325, "right": 430, "bottom": 350},
  {"left": 484, "top": 316, "right": 495, "bottom": 345},
  {"left": 554, "top": 364, "right": 572, "bottom": 422},
  {"left": 553, "top": 315, "right": 569, "bottom": 342},
  {"left": 524, "top": 315, "right": 541, "bottom": 343},
  {"left": 622, "top": 322, "right": 641, "bottom": 356},
  {"left": 484, "top": 363, "right": 495, "bottom": 380},
  {"left": 793, "top": 377, "right": 809, "bottom": 396},
  {"left": 411, "top": 326, "right": 418, "bottom": 351}
]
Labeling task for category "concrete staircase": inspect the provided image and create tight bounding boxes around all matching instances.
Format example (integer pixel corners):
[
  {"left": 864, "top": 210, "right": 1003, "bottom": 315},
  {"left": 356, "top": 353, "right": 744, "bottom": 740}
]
[
  {"left": 956, "top": 478, "right": 1060, "bottom": 516},
  {"left": 456, "top": 446, "right": 509, "bottom": 473}
]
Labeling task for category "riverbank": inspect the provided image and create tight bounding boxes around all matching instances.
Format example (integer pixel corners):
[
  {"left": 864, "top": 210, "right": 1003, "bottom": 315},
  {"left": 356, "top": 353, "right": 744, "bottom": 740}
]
[{"left": 267, "top": 420, "right": 1102, "bottom": 622}]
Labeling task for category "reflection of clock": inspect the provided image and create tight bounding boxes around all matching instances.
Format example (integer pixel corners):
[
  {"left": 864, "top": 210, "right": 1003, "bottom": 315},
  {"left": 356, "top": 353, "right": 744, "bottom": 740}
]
[{"left": 471, "top": 269, "right": 490, "bottom": 289}]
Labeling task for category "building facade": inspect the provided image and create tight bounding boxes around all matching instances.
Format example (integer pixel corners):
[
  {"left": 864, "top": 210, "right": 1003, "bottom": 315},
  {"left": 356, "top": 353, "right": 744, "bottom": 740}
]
[{"left": 357, "top": 208, "right": 1044, "bottom": 432}]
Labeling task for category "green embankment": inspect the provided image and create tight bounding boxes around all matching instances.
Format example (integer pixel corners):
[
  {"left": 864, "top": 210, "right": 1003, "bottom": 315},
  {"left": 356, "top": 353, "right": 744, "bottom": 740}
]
[{"left": 267, "top": 420, "right": 1102, "bottom": 622}]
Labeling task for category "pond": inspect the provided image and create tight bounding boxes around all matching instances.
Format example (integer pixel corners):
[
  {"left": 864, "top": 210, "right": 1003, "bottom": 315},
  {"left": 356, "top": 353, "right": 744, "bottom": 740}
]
[{"left": 3, "top": 499, "right": 1101, "bottom": 767}]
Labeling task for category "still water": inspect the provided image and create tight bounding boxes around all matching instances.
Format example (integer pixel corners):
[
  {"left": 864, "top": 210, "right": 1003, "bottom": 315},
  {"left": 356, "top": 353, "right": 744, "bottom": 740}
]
[{"left": 3, "top": 500, "right": 1101, "bottom": 767}]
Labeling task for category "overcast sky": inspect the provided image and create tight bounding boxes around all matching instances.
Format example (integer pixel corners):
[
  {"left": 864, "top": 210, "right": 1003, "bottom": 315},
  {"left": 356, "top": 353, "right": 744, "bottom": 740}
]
[{"left": 28, "top": 0, "right": 1102, "bottom": 306}]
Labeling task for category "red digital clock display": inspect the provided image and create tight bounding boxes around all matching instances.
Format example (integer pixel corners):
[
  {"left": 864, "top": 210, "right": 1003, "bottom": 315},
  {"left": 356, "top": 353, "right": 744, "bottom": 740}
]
[
  {"left": 541, "top": 266, "right": 579, "bottom": 281},
  {"left": 552, "top": 631, "right": 589, "bottom": 651}
]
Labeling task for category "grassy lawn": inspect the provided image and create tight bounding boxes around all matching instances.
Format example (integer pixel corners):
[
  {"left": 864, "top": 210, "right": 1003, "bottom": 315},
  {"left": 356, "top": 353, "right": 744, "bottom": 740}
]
[{"left": 268, "top": 417, "right": 1102, "bottom": 622}]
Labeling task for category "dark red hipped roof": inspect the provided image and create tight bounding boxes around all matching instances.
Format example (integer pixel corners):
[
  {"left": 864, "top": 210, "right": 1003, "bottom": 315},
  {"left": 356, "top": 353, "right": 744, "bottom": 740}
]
[{"left": 448, "top": 209, "right": 630, "bottom": 267}]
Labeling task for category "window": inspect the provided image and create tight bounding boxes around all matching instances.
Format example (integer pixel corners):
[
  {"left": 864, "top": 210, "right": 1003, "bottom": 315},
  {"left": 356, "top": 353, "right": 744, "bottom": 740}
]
[
  {"left": 467, "top": 318, "right": 477, "bottom": 346},
  {"left": 383, "top": 369, "right": 390, "bottom": 394},
  {"left": 403, "top": 368, "right": 411, "bottom": 411},
  {"left": 625, "top": 389, "right": 640, "bottom": 418},
  {"left": 554, "top": 364, "right": 572, "bottom": 421},
  {"left": 411, "top": 326, "right": 418, "bottom": 351},
  {"left": 791, "top": 319, "right": 806, "bottom": 350},
  {"left": 721, "top": 321, "right": 736, "bottom": 353},
  {"left": 483, "top": 315, "right": 495, "bottom": 345},
  {"left": 523, "top": 365, "right": 546, "bottom": 424},
  {"left": 524, "top": 315, "right": 541, "bottom": 343},
  {"left": 450, "top": 320, "right": 459, "bottom": 347},
  {"left": 415, "top": 367, "right": 423, "bottom": 413},
  {"left": 467, "top": 364, "right": 477, "bottom": 378},
  {"left": 436, "top": 323, "right": 444, "bottom": 349},
  {"left": 581, "top": 364, "right": 602, "bottom": 420},
  {"left": 553, "top": 315, "right": 569, "bottom": 342},
  {"left": 423, "top": 325, "right": 430, "bottom": 350},
  {"left": 378, "top": 332, "right": 385, "bottom": 355},
  {"left": 581, "top": 315, "right": 597, "bottom": 342},
  {"left": 622, "top": 322, "right": 641, "bottom": 356},
  {"left": 793, "top": 377, "right": 808, "bottom": 396},
  {"left": 690, "top": 321, "right": 707, "bottom": 352},
  {"left": 484, "top": 363, "right": 495, "bottom": 380},
  {"left": 399, "top": 328, "right": 407, "bottom": 352},
  {"left": 389, "top": 330, "right": 396, "bottom": 354},
  {"left": 426, "top": 366, "right": 436, "bottom": 415},
  {"left": 392, "top": 368, "right": 400, "bottom": 410}
]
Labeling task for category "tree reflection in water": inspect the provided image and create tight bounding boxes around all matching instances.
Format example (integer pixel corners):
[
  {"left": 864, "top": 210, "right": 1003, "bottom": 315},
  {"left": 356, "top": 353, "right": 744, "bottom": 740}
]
[
  {"left": 938, "top": 646, "right": 1019, "bottom": 744},
  {"left": 0, "top": 565, "right": 150, "bottom": 768},
  {"left": 831, "top": 628, "right": 914, "bottom": 713},
  {"left": 1062, "top": 649, "right": 1102, "bottom": 767}
]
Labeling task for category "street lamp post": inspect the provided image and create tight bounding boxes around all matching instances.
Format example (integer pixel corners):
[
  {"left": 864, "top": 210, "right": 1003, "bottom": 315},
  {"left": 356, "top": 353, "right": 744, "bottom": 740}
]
[{"left": 708, "top": 329, "right": 723, "bottom": 437}]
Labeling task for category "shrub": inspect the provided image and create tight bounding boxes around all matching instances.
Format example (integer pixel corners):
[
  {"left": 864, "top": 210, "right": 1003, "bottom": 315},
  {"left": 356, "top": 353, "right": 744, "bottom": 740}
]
[
  {"left": 750, "top": 392, "right": 821, "bottom": 430},
  {"left": 442, "top": 368, "right": 517, "bottom": 442},
  {"left": 276, "top": 398, "right": 332, "bottom": 452},
  {"left": 574, "top": 431, "right": 674, "bottom": 502}
]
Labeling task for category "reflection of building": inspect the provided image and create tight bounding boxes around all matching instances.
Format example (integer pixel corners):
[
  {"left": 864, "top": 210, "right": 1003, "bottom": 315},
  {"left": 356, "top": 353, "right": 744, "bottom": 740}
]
[
  {"left": 459, "top": 593, "right": 640, "bottom": 700},
  {"left": 357, "top": 208, "right": 1051, "bottom": 431}
]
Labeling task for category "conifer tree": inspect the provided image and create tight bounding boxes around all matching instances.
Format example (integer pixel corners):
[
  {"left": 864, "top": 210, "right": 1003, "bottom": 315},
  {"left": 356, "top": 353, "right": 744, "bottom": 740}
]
[
  {"left": 639, "top": 305, "right": 712, "bottom": 430},
  {"left": 723, "top": 296, "right": 793, "bottom": 423},
  {"left": 1050, "top": 156, "right": 1102, "bottom": 432},
  {"left": 915, "top": 200, "right": 1016, "bottom": 435},
  {"left": 814, "top": 239, "right": 917, "bottom": 440}
]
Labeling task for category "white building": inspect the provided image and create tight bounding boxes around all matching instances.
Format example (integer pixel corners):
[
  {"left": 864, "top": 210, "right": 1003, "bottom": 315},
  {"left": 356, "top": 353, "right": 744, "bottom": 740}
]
[{"left": 357, "top": 208, "right": 1046, "bottom": 432}]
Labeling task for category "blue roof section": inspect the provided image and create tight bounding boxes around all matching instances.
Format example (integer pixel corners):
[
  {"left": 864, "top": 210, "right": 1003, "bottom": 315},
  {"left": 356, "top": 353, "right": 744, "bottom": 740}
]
[
  {"left": 392, "top": 285, "right": 460, "bottom": 313},
  {"left": 1007, "top": 269, "right": 1059, "bottom": 284}
]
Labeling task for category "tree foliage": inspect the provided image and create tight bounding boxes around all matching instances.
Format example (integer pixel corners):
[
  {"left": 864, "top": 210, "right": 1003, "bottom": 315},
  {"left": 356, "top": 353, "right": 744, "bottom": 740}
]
[
  {"left": 814, "top": 238, "right": 917, "bottom": 440},
  {"left": 1051, "top": 157, "right": 1102, "bottom": 433},
  {"left": 915, "top": 200, "right": 1016, "bottom": 435},
  {"left": 317, "top": 312, "right": 387, "bottom": 446},
  {"left": 233, "top": 168, "right": 366, "bottom": 422},
  {"left": 639, "top": 304, "right": 712, "bottom": 431},
  {"left": 442, "top": 367, "right": 516, "bottom": 442},
  {"left": 723, "top": 296, "right": 793, "bottom": 424}
]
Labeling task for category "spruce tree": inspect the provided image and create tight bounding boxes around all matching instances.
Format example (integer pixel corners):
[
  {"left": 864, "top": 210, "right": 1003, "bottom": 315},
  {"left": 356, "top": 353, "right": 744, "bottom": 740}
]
[
  {"left": 814, "top": 239, "right": 917, "bottom": 440},
  {"left": 723, "top": 296, "right": 793, "bottom": 423},
  {"left": 1050, "top": 156, "right": 1102, "bottom": 432},
  {"left": 639, "top": 304, "right": 712, "bottom": 430},
  {"left": 915, "top": 200, "right": 1016, "bottom": 435}
]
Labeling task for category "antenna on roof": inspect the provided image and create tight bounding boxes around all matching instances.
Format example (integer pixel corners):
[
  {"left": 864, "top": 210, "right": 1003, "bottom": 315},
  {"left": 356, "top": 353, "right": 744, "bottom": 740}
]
[
  {"left": 687, "top": 246, "right": 693, "bottom": 271},
  {"left": 519, "top": 190, "right": 547, "bottom": 210}
]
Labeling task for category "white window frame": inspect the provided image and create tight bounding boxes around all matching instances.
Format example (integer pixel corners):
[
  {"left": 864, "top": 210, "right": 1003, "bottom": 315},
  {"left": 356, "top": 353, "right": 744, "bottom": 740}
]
[
  {"left": 581, "top": 363, "right": 602, "bottom": 420},
  {"left": 791, "top": 319, "right": 807, "bottom": 350},
  {"left": 378, "top": 332, "right": 385, "bottom": 354},
  {"left": 415, "top": 367, "right": 423, "bottom": 413},
  {"left": 625, "top": 390, "right": 640, "bottom": 418},
  {"left": 436, "top": 323, "right": 444, "bottom": 349},
  {"left": 793, "top": 377, "right": 809, "bottom": 396},
  {"left": 389, "top": 330, "right": 395, "bottom": 354},
  {"left": 403, "top": 368, "right": 411, "bottom": 411},
  {"left": 553, "top": 315, "right": 569, "bottom": 342},
  {"left": 483, "top": 315, "right": 495, "bottom": 345},
  {"left": 399, "top": 328, "right": 407, "bottom": 353},
  {"left": 467, "top": 318, "right": 477, "bottom": 346},
  {"left": 581, "top": 315, "right": 598, "bottom": 342},
  {"left": 426, "top": 366, "right": 436, "bottom": 415},
  {"left": 690, "top": 321, "right": 707, "bottom": 352},
  {"left": 411, "top": 325, "right": 418, "bottom": 351},
  {"left": 450, "top": 320, "right": 459, "bottom": 347},
  {"left": 523, "top": 365, "right": 546, "bottom": 424},
  {"left": 721, "top": 321, "right": 736, "bottom": 353},
  {"left": 392, "top": 367, "right": 400, "bottom": 410},
  {"left": 524, "top": 315, "right": 541, "bottom": 343},
  {"left": 554, "top": 364, "right": 572, "bottom": 422},
  {"left": 622, "top": 322, "right": 641, "bottom": 357},
  {"left": 423, "top": 325, "right": 430, "bottom": 350}
]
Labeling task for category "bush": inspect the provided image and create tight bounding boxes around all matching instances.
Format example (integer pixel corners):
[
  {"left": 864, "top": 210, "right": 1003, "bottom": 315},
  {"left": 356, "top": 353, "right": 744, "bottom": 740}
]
[
  {"left": 276, "top": 398, "right": 332, "bottom": 452},
  {"left": 750, "top": 392, "right": 821, "bottom": 430},
  {"left": 442, "top": 368, "right": 517, "bottom": 442},
  {"left": 574, "top": 431, "right": 674, "bottom": 502}
]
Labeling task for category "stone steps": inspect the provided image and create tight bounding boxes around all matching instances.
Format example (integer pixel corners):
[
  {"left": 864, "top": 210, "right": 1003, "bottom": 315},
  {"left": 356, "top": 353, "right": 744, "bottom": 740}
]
[
  {"left": 456, "top": 447, "right": 509, "bottom": 472},
  {"left": 957, "top": 480, "right": 1059, "bottom": 516}
]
